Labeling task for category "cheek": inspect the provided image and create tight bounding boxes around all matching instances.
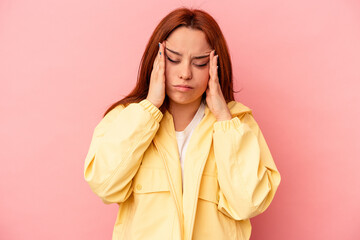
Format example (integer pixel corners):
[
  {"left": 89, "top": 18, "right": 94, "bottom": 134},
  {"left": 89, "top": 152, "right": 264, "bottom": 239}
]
[
  {"left": 165, "top": 64, "right": 174, "bottom": 81},
  {"left": 194, "top": 69, "right": 210, "bottom": 88}
]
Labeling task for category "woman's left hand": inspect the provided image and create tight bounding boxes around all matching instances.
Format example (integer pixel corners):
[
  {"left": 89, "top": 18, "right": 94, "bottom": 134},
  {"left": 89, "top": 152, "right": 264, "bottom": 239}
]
[{"left": 206, "top": 50, "right": 232, "bottom": 121}]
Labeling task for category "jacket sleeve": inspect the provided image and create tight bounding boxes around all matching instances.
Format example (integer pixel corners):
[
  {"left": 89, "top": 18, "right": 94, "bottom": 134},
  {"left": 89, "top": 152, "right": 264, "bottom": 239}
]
[
  {"left": 212, "top": 112, "right": 281, "bottom": 220},
  {"left": 84, "top": 99, "right": 163, "bottom": 204}
]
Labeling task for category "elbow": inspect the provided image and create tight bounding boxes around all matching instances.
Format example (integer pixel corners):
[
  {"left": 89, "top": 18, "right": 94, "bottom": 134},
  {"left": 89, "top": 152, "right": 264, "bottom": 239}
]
[
  {"left": 219, "top": 188, "right": 272, "bottom": 221},
  {"left": 219, "top": 171, "right": 279, "bottom": 220},
  {"left": 97, "top": 182, "right": 133, "bottom": 204},
  {"left": 218, "top": 194, "right": 261, "bottom": 221},
  {"left": 86, "top": 177, "right": 133, "bottom": 204},
  {"left": 243, "top": 167, "right": 281, "bottom": 218},
  {"left": 244, "top": 171, "right": 278, "bottom": 218},
  {"left": 84, "top": 161, "right": 133, "bottom": 204}
]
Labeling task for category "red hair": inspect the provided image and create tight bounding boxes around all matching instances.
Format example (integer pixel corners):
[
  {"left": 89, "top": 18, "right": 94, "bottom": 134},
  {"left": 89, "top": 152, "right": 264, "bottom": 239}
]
[{"left": 104, "top": 7, "right": 235, "bottom": 116}]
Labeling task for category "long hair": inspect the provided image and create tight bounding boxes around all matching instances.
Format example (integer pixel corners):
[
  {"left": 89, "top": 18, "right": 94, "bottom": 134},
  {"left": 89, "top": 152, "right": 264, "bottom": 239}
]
[{"left": 103, "top": 7, "right": 235, "bottom": 117}]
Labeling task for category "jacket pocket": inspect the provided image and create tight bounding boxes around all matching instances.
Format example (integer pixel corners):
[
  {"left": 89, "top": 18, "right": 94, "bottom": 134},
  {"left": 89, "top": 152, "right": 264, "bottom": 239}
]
[
  {"left": 194, "top": 175, "right": 238, "bottom": 240},
  {"left": 133, "top": 167, "right": 170, "bottom": 193},
  {"left": 198, "top": 174, "right": 219, "bottom": 204},
  {"left": 128, "top": 167, "right": 174, "bottom": 239}
]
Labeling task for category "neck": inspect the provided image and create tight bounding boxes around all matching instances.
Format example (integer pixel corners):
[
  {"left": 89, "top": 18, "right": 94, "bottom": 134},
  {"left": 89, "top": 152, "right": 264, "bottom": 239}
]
[{"left": 169, "top": 98, "right": 202, "bottom": 131}]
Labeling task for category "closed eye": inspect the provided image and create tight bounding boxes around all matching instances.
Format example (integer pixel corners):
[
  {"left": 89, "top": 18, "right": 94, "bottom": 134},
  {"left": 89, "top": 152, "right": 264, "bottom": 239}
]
[
  {"left": 194, "top": 62, "right": 209, "bottom": 67},
  {"left": 166, "top": 55, "right": 209, "bottom": 67},
  {"left": 166, "top": 56, "right": 179, "bottom": 63}
]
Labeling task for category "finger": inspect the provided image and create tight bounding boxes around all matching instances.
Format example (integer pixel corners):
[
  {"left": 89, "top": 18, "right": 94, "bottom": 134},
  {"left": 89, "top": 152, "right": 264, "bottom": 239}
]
[
  {"left": 210, "top": 51, "right": 218, "bottom": 81},
  {"left": 210, "top": 49, "right": 214, "bottom": 65},
  {"left": 153, "top": 42, "right": 163, "bottom": 67},
  {"left": 209, "top": 50, "right": 214, "bottom": 76},
  {"left": 212, "top": 51, "right": 218, "bottom": 72},
  {"left": 214, "top": 56, "right": 219, "bottom": 80},
  {"left": 159, "top": 41, "right": 165, "bottom": 73},
  {"left": 209, "top": 52, "right": 214, "bottom": 72},
  {"left": 153, "top": 52, "right": 159, "bottom": 69},
  {"left": 214, "top": 55, "right": 219, "bottom": 77}
]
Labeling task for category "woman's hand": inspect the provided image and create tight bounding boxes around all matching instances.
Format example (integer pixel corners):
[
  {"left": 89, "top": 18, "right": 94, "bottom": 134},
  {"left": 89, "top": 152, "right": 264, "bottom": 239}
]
[
  {"left": 206, "top": 50, "right": 232, "bottom": 121},
  {"left": 146, "top": 42, "right": 166, "bottom": 108}
]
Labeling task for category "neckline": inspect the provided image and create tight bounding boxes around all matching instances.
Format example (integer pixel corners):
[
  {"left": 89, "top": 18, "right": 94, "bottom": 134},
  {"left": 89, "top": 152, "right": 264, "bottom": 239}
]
[{"left": 175, "top": 100, "right": 206, "bottom": 134}]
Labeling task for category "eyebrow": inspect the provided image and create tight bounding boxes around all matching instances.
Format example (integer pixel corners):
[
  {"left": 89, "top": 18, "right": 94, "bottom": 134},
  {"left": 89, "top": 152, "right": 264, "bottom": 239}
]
[{"left": 165, "top": 47, "right": 211, "bottom": 59}]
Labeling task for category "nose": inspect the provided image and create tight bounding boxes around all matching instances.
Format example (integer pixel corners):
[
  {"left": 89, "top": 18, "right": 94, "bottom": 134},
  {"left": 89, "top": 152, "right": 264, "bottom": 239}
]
[{"left": 179, "top": 62, "right": 192, "bottom": 80}]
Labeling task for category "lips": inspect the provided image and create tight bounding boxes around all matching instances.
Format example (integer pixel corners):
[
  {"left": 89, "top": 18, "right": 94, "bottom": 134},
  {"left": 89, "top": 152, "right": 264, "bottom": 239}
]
[
  {"left": 173, "top": 84, "right": 193, "bottom": 92},
  {"left": 174, "top": 84, "right": 193, "bottom": 89}
]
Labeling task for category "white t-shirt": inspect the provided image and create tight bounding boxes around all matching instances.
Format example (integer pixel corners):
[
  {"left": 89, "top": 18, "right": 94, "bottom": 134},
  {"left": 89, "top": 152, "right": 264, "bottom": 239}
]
[{"left": 175, "top": 100, "right": 206, "bottom": 185}]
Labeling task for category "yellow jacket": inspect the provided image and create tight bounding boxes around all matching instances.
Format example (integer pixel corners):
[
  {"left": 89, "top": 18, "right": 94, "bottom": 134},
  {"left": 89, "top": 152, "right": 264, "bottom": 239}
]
[{"left": 84, "top": 99, "right": 281, "bottom": 240}]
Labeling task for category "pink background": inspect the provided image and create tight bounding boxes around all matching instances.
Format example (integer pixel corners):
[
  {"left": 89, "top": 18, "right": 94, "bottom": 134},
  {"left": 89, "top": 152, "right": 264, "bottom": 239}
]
[{"left": 1, "top": 0, "right": 359, "bottom": 239}]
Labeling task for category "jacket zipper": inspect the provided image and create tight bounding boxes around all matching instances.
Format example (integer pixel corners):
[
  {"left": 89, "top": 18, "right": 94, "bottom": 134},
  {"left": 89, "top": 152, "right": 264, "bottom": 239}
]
[
  {"left": 187, "top": 148, "right": 211, "bottom": 240},
  {"left": 154, "top": 139, "right": 184, "bottom": 240}
]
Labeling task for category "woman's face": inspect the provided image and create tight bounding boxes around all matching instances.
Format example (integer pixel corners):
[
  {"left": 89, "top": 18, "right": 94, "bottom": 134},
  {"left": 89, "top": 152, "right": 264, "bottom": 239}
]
[{"left": 164, "top": 26, "right": 212, "bottom": 108}]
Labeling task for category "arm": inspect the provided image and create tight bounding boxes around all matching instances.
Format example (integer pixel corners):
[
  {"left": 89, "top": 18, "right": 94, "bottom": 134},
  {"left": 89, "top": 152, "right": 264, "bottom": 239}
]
[
  {"left": 84, "top": 99, "right": 163, "bottom": 204},
  {"left": 213, "top": 112, "right": 281, "bottom": 220}
]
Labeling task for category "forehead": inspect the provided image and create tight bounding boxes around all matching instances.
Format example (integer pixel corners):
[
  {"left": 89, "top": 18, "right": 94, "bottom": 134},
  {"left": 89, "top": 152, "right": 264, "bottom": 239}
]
[{"left": 165, "top": 26, "right": 212, "bottom": 55}]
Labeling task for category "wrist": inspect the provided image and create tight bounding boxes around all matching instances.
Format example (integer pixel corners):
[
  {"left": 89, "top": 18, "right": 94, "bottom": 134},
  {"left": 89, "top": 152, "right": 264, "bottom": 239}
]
[
  {"left": 139, "top": 99, "right": 163, "bottom": 122},
  {"left": 146, "top": 97, "right": 161, "bottom": 109},
  {"left": 215, "top": 111, "right": 232, "bottom": 122}
]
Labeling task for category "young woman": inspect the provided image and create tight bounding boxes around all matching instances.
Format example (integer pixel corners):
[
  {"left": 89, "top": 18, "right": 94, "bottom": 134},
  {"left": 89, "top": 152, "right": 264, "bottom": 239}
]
[{"left": 84, "top": 7, "right": 281, "bottom": 240}]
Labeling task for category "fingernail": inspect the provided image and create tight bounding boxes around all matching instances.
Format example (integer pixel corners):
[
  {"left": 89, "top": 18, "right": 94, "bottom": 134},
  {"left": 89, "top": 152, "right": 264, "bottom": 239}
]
[
  {"left": 159, "top": 42, "right": 160, "bottom": 48},
  {"left": 159, "top": 51, "right": 162, "bottom": 56}
]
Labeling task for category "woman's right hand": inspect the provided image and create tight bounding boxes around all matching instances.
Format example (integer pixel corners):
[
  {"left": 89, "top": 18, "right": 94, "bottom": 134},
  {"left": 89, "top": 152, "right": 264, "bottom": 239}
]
[{"left": 146, "top": 41, "right": 166, "bottom": 108}]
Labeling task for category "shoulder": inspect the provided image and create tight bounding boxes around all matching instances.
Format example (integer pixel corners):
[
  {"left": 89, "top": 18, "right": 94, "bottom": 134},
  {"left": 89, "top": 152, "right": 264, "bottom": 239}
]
[
  {"left": 227, "top": 100, "right": 252, "bottom": 117},
  {"left": 227, "top": 101, "right": 264, "bottom": 135},
  {"left": 103, "top": 104, "right": 126, "bottom": 120},
  {"left": 94, "top": 104, "right": 126, "bottom": 134}
]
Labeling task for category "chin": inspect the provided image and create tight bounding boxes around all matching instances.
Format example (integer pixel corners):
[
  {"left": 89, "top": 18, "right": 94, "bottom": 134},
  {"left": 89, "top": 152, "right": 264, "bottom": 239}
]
[{"left": 168, "top": 95, "right": 202, "bottom": 106}]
